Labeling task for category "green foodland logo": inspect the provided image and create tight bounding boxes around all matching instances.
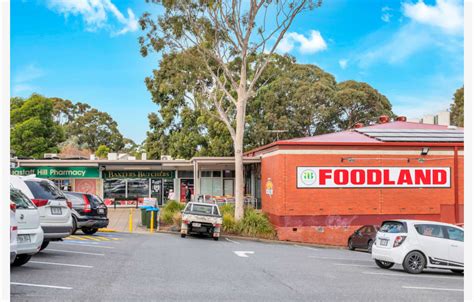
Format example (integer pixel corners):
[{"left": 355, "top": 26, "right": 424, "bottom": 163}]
[{"left": 301, "top": 169, "right": 316, "bottom": 185}]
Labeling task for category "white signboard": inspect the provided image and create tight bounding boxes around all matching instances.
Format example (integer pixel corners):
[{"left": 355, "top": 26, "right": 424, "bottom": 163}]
[{"left": 297, "top": 167, "right": 451, "bottom": 188}]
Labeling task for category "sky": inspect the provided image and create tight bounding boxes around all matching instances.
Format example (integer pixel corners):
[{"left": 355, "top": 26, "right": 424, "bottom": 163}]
[{"left": 11, "top": 0, "right": 464, "bottom": 144}]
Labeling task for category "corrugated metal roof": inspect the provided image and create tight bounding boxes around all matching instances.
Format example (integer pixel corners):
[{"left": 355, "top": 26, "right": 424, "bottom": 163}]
[{"left": 356, "top": 127, "right": 464, "bottom": 142}]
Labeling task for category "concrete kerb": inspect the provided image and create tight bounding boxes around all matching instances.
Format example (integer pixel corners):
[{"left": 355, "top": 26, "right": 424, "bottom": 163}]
[{"left": 155, "top": 229, "right": 346, "bottom": 250}]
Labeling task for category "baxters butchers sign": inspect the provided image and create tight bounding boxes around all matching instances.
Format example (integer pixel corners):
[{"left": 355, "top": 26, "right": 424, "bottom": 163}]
[{"left": 297, "top": 167, "right": 451, "bottom": 188}]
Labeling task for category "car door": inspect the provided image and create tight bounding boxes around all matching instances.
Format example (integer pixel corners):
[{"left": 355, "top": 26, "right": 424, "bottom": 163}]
[
  {"left": 413, "top": 224, "right": 451, "bottom": 268},
  {"left": 352, "top": 226, "right": 366, "bottom": 247},
  {"left": 443, "top": 226, "right": 464, "bottom": 268}
]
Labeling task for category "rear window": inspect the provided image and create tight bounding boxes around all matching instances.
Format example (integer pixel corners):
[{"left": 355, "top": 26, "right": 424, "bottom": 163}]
[
  {"left": 63, "top": 192, "right": 85, "bottom": 206},
  {"left": 10, "top": 189, "right": 35, "bottom": 209},
  {"left": 191, "top": 204, "right": 214, "bottom": 215},
  {"left": 379, "top": 221, "right": 407, "bottom": 233},
  {"left": 89, "top": 195, "right": 104, "bottom": 206},
  {"left": 25, "top": 180, "right": 66, "bottom": 200}
]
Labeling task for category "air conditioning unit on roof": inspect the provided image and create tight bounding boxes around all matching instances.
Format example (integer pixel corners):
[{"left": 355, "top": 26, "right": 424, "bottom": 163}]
[
  {"left": 44, "top": 153, "right": 59, "bottom": 159},
  {"left": 161, "top": 155, "right": 173, "bottom": 161}
]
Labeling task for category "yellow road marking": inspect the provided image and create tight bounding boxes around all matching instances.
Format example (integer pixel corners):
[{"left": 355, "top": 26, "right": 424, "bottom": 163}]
[
  {"left": 93, "top": 236, "right": 111, "bottom": 241},
  {"left": 66, "top": 236, "right": 87, "bottom": 241},
  {"left": 82, "top": 236, "right": 102, "bottom": 241}
]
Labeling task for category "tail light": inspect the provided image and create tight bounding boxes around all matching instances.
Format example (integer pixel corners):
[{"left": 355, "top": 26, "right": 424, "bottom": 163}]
[
  {"left": 393, "top": 235, "right": 406, "bottom": 247},
  {"left": 66, "top": 200, "right": 72, "bottom": 209},
  {"left": 183, "top": 220, "right": 189, "bottom": 224},
  {"left": 12, "top": 226, "right": 18, "bottom": 231},
  {"left": 10, "top": 202, "right": 16, "bottom": 213},
  {"left": 214, "top": 223, "right": 221, "bottom": 227},
  {"left": 82, "top": 195, "right": 92, "bottom": 213},
  {"left": 32, "top": 199, "right": 48, "bottom": 207}
]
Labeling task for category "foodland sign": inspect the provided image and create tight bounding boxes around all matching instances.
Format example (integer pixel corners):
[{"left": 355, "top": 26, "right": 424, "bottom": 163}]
[{"left": 297, "top": 167, "right": 450, "bottom": 188}]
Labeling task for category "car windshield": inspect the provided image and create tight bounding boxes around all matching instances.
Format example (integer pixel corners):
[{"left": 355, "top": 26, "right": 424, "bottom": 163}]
[
  {"left": 379, "top": 221, "right": 406, "bottom": 233},
  {"left": 191, "top": 204, "right": 215, "bottom": 215},
  {"left": 25, "top": 180, "right": 66, "bottom": 200},
  {"left": 10, "top": 188, "right": 35, "bottom": 209}
]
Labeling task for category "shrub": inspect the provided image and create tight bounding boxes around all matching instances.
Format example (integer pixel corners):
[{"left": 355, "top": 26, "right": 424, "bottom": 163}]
[
  {"left": 160, "top": 200, "right": 185, "bottom": 225},
  {"left": 238, "top": 208, "right": 276, "bottom": 239},
  {"left": 172, "top": 211, "right": 182, "bottom": 227},
  {"left": 222, "top": 213, "right": 238, "bottom": 233},
  {"left": 219, "top": 203, "right": 235, "bottom": 216}
]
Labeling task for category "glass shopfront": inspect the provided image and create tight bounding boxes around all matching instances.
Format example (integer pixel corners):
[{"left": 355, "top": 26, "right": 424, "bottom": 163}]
[{"left": 103, "top": 170, "right": 175, "bottom": 206}]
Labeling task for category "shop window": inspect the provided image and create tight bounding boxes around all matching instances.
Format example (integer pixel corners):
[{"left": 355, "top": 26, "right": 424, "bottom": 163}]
[
  {"left": 213, "top": 171, "right": 222, "bottom": 177},
  {"left": 223, "top": 170, "right": 235, "bottom": 178},
  {"left": 52, "top": 179, "right": 72, "bottom": 191},
  {"left": 201, "top": 171, "right": 212, "bottom": 177},
  {"left": 127, "top": 179, "right": 149, "bottom": 199},
  {"left": 104, "top": 179, "right": 127, "bottom": 199}
]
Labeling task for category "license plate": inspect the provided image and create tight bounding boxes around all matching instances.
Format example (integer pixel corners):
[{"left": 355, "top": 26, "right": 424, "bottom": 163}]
[
  {"left": 380, "top": 239, "right": 388, "bottom": 246},
  {"left": 51, "top": 207, "right": 62, "bottom": 215},
  {"left": 192, "top": 222, "right": 201, "bottom": 227},
  {"left": 18, "top": 234, "right": 31, "bottom": 244},
  {"left": 98, "top": 208, "right": 104, "bottom": 214}
]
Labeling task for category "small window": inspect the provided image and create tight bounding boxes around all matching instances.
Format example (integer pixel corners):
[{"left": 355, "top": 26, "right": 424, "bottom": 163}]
[
  {"left": 213, "top": 171, "right": 222, "bottom": 177},
  {"left": 379, "top": 221, "right": 407, "bottom": 233},
  {"left": 178, "top": 171, "right": 194, "bottom": 178},
  {"left": 414, "top": 224, "right": 445, "bottom": 239},
  {"left": 213, "top": 206, "right": 220, "bottom": 216},
  {"left": 201, "top": 171, "right": 212, "bottom": 177},
  {"left": 445, "top": 227, "right": 463, "bottom": 242},
  {"left": 223, "top": 170, "right": 235, "bottom": 178}
]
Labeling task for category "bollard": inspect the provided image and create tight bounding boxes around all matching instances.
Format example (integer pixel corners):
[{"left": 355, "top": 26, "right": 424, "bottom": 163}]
[
  {"left": 150, "top": 210, "right": 154, "bottom": 233},
  {"left": 129, "top": 208, "right": 133, "bottom": 233}
]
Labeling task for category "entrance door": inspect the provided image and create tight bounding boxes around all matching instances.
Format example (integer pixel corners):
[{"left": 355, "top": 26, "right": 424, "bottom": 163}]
[
  {"left": 151, "top": 179, "right": 162, "bottom": 205},
  {"left": 223, "top": 179, "right": 234, "bottom": 196},
  {"left": 180, "top": 179, "right": 194, "bottom": 202}
]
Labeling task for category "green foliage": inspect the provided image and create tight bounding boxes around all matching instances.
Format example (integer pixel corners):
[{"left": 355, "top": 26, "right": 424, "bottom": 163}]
[
  {"left": 450, "top": 86, "right": 463, "bottom": 127},
  {"left": 95, "top": 145, "right": 110, "bottom": 159},
  {"left": 219, "top": 205, "right": 276, "bottom": 239},
  {"left": 10, "top": 94, "right": 65, "bottom": 158},
  {"left": 160, "top": 200, "right": 185, "bottom": 225}
]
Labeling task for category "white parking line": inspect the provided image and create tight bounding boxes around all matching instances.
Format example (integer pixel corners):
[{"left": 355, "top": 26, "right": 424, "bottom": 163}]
[
  {"left": 46, "top": 249, "right": 105, "bottom": 256},
  {"left": 225, "top": 238, "right": 241, "bottom": 244},
  {"left": 363, "top": 271, "right": 462, "bottom": 280},
  {"left": 309, "top": 256, "right": 372, "bottom": 262},
  {"left": 402, "top": 286, "right": 463, "bottom": 292},
  {"left": 11, "top": 282, "right": 72, "bottom": 290},
  {"left": 51, "top": 242, "right": 115, "bottom": 249},
  {"left": 334, "top": 263, "right": 373, "bottom": 267},
  {"left": 294, "top": 244, "right": 319, "bottom": 251},
  {"left": 29, "top": 261, "right": 93, "bottom": 268}
]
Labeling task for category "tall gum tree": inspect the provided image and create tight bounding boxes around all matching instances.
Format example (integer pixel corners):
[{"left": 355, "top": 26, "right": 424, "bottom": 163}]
[{"left": 139, "top": 0, "right": 321, "bottom": 220}]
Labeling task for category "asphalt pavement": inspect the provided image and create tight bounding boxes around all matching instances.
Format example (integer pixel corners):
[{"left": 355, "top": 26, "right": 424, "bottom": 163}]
[{"left": 11, "top": 232, "right": 464, "bottom": 301}]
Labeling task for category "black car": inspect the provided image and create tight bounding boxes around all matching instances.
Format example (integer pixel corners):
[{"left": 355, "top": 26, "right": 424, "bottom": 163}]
[
  {"left": 348, "top": 225, "right": 379, "bottom": 252},
  {"left": 63, "top": 192, "right": 109, "bottom": 235}
]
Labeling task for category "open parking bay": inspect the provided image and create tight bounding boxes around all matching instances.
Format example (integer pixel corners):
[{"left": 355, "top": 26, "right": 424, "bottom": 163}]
[{"left": 11, "top": 232, "right": 463, "bottom": 301}]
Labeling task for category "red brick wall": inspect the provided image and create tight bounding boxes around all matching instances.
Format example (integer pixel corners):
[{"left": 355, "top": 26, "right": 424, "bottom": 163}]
[{"left": 260, "top": 146, "right": 464, "bottom": 246}]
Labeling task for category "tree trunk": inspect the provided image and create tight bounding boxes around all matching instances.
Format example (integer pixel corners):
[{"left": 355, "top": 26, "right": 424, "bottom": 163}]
[{"left": 234, "top": 92, "right": 246, "bottom": 221}]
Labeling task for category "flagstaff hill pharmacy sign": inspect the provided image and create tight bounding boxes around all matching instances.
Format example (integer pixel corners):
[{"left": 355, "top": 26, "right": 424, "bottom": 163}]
[
  {"left": 12, "top": 167, "right": 99, "bottom": 178},
  {"left": 297, "top": 167, "right": 451, "bottom": 188}
]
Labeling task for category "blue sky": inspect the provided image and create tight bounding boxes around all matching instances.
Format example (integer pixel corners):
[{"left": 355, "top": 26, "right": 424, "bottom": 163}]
[{"left": 11, "top": 0, "right": 464, "bottom": 144}]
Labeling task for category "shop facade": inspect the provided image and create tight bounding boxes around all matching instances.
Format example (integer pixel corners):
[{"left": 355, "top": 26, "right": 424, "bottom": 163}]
[{"left": 246, "top": 120, "right": 464, "bottom": 246}]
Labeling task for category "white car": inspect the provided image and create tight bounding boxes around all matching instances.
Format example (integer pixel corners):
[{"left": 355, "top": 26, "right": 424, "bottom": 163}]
[
  {"left": 11, "top": 175, "right": 72, "bottom": 250},
  {"left": 10, "top": 187, "right": 44, "bottom": 266},
  {"left": 372, "top": 220, "right": 464, "bottom": 274},
  {"left": 10, "top": 201, "right": 18, "bottom": 264}
]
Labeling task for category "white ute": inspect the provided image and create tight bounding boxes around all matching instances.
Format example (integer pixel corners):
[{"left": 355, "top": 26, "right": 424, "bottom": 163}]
[
  {"left": 181, "top": 202, "right": 222, "bottom": 241},
  {"left": 372, "top": 219, "right": 464, "bottom": 274}
]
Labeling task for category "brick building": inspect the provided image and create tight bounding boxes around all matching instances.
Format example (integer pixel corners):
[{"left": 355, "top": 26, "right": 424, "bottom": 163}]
[{"left": 247, "top": 118, "right": 464, "bottom": 246}]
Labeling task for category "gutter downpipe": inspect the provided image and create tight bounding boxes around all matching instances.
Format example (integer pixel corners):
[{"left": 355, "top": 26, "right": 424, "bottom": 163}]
[{"left": 454, "top": 146, "right": 459, "bottom": 224}]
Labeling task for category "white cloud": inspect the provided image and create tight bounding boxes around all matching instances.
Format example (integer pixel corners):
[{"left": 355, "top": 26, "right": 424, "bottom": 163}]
[
  {"left": 381, "top": 7, "right": 392, "bottom": 23},
  {"left": 12, "top": 64, "right": 45, "bottom": 95},
  {"left": 47, "top": 0, "right": 138, "bottom": 36},
  {"left": 391, "top": 95, "right": 451, "bottom": 120},
  {"left": 402, "top": 0, "right": 463, "bottom": 35},
  {"left": 277, "top": 30, "right": 327, "bottom": 54},
  {"left": 338, "top": 59, "right": 348, "bottom": 69}
]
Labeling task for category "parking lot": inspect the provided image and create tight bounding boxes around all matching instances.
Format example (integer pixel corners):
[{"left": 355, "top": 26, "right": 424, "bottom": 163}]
[{"left": 11, "top": 232, "right": 463, "bottom": 301}]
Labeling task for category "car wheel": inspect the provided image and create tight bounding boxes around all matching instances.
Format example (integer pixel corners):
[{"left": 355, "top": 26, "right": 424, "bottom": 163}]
[
  {"left": 367, "top": 240, "right": 373, "bottom": 253},
  {"left": 403, "top": 251, "right": 426, "bottom": 274},
  {"left": 451, "top": 269, "right": 464, "bottom": 275},
  {"left": 348, "top": 238, "right": 355, "bottom": 250},
  {"left": 181, "top": 234, "right": 186, "bottom": 238},
  {"left": 71, "top": 216, "right": 77, "bottom": 235},
  {"left": 12, "top": 254, "right": 32, "bottom": 267},
  {"left": 39, "top": 240, "right": 49, "bottom": 251},
  {"left": 213, "top": 237, "right": 219, "bottom": 241},
  {"left": 375, "top": 259, "right": 395, "bottom": 269},
  {"left": 82, "top": 228, "right": 98, "bottom": 235}
]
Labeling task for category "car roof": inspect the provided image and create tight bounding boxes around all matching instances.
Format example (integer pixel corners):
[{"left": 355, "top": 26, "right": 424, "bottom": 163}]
[{"left": 383, "top": 219, "right": 460, "bottom": 227}]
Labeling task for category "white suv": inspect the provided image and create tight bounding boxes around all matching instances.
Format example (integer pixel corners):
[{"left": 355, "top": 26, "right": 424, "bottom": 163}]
[
  {"left": 10, "top": 202, "right": 18, "bottom": 264},
  {"left": 372, "top": 220, "right": 464, "bottom": 274},
  {"left": 11, "top": 175, "right": 72, "bottom": 250},
  {"left": 10, "top": 187, "right": 44, "bottom": 266}
]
